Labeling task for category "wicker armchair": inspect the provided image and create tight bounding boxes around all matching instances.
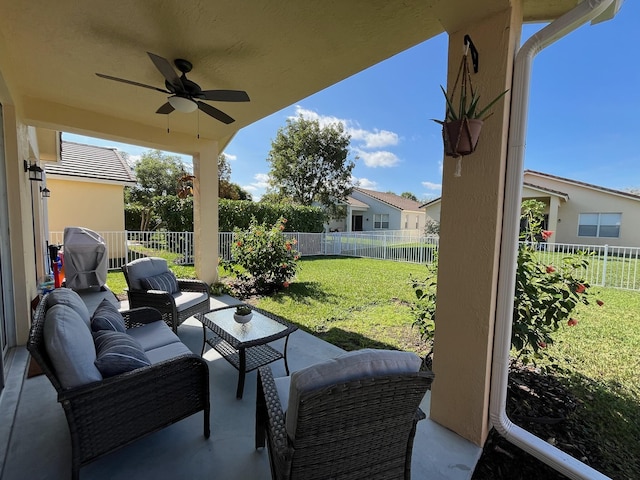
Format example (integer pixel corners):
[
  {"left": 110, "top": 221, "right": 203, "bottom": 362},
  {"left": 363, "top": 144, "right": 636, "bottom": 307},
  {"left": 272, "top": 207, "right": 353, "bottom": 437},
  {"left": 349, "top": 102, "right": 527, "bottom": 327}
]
[
  {"left": 27, "top": 296, "right": 210, "bottom": 480},
  {"left": 255, "top": 350, "right": 434, "bottom": 480},
  {"left": 122, "top": 257, "right": 210, "bottom": 333}
]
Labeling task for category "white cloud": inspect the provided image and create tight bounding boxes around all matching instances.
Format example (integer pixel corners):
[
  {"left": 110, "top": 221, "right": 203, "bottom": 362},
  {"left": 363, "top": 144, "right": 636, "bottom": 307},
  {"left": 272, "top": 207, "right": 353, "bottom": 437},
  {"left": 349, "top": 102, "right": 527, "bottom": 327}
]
[
  {"left": 293, "top": 105, "right": 400, "bottom": 155},
  {"left": 351, "top": 176, "right": 378, "bottom": 190},
  {"left": 224, "top": 153, "right": 237, "bottom": 161},
  {"left": 355, "top": 149, "right": 400, "bottom": 168},
  {"left": 421, "top": 181, "right": 442, "bottom": 191},
  {"left": 350, "top": 129, "right": 399, "bottom": 148},
  {"left": 253, "top": 173, "right": 270, "bottom": 188}
]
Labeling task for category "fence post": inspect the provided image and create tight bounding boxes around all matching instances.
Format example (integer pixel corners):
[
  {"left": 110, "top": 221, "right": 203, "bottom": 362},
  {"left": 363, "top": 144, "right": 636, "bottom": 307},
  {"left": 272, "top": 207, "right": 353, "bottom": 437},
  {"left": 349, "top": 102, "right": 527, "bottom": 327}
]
[
  {"left": 602, "top": 244, "right": 608, "bottom": 287},
  {"left": 124, "top": 230, "right": 129, "bottom": 266}
]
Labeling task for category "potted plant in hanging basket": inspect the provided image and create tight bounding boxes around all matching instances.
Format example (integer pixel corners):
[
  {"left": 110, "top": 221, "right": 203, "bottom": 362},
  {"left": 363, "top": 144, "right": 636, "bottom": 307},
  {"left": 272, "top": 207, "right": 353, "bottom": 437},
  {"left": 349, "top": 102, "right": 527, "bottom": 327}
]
[
  {"left": 432, "top": 42, "right": 508, "bottom": 158},
  {"left": 233, "top": 304, "right": 253, "bottom": 324},
  {"left": 434, "top": 85, "right": 508, "bottom": 158}
]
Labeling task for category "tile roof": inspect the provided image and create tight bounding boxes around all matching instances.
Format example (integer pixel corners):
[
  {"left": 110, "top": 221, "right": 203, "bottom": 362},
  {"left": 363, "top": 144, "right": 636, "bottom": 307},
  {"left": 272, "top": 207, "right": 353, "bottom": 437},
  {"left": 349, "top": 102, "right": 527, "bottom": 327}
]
[
  {"left": 354, "top": 187, "right": 423, "bottom": 211},
  {"left": 346, "top": 196, "right": 369, "bottom": 208},
  {"left": 522, "top": 182, "right": 568, "bottom": 199},
  {"left": 45, "top": 141, "right": 136, "bottom": 184}
]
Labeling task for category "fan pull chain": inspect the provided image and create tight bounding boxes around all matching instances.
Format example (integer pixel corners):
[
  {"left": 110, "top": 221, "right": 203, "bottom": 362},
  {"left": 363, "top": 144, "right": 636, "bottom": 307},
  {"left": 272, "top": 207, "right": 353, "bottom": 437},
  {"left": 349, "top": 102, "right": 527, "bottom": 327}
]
[{"left": 197, "top": 109, "right": 200, "bottom": 139}]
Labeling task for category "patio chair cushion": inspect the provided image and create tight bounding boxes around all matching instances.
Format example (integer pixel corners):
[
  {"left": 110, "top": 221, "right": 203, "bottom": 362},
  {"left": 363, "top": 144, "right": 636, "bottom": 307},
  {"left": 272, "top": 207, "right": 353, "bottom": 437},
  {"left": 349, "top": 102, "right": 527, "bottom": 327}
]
[
  {"left": 44, "top": 304, "right": 102, "bottom": 388},
  {"left": 140, "top": 271, "right": 179, "bottom": 294},
  {"left": 47, "top": 287, "right": 91, "bottom": 328},
  {"left": 145, "top": 342, "right": 193, "bottom": 364},
  {"left": 90, "top": 298, "right": 126, "bottom": 333},
  {"left": 173, "top": 291, "right": 210, "bottom": 312},
  {"left": 126, "top": 320, "right": 182, "bottom": 351},
  {"left": 286, "top": 349, "right": 422, "bottom": 438},
  {"left": 93, "top": 330, "right": 151, "bottom": 377},
  {"left": 125, "top": 257, "right": 172, "bottom": 290}
]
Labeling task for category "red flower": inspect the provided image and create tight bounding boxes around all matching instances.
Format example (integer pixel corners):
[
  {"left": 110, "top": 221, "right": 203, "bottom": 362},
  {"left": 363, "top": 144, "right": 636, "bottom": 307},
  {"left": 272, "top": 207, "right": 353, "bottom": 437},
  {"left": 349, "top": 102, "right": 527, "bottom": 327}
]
[
  {"left": 596, "top": 299, "right": 604, "bottom": 306},
  {"left": 575, "top": 284, "right": 586, "bottom": 294},
  {"left": 546, "top": 265, "right": 555, "bottom": 273},
  {"left": 279, "top": 224, "right": 285, "bottom": 231},
  {"left": 236, "top": 241, "right": 243, "bottom": 247},
  {"left": 285, "top": 243, "right": 291, "bottom": 251},
  {"left": 538, "top": 341, "right": 547, "bottom": 348},
  {"left": 541, "top": 230, "right": 553, "bottom": 240},
  {"left": 567, "top": 318, "right": 578, "bottom": 327},
  {"left": 283, "top": 281, "right": 290, "bottom": 288}
]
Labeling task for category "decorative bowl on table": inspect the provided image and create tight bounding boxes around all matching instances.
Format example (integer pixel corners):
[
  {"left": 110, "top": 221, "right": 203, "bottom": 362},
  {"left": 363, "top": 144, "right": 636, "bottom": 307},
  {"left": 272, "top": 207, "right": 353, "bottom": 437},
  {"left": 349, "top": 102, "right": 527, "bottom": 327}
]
[{"left": 233, "top": 305, "right": 253, "bottom": 324}]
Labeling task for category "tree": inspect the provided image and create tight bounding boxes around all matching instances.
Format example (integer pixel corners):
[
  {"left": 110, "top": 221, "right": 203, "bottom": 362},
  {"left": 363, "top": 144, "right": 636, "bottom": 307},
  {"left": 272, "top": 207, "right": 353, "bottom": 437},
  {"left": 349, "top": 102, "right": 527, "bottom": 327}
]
[
  {"left": 125, "top": 150, "right": 189, "bottom": 230},
  {"left": 401, "top": 192, "right": 418, "bottom": 201},
  {"left": 218, "top": 152, "right": 252, "bottom": 200},
  {"left": 267, "top": 115, "right": 355, "bottom": 208}
]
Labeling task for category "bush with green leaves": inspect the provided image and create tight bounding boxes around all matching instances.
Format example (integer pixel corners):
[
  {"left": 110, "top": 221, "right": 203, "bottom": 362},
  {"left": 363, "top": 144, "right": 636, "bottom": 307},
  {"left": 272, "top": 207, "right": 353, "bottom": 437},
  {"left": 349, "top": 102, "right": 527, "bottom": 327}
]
[
  {"left": 219, "top": 199, "right": 326, "bottom": 233},
  {"left": 223, "top": 217, "right": 299, "bottom": 297},
  {"left": 410, "top": 200, "right": 599, "bottom": 368}
]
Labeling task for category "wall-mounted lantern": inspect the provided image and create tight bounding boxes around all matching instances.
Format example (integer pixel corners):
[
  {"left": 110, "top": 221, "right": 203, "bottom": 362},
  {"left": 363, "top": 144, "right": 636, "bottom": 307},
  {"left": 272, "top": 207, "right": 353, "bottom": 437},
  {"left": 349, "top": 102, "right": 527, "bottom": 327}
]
[
  {"left": 24, "top": 159, "right": 44, "bottom": 182},
  {"left": 40, "top": 187, "right": 51, "bottom": 198}
]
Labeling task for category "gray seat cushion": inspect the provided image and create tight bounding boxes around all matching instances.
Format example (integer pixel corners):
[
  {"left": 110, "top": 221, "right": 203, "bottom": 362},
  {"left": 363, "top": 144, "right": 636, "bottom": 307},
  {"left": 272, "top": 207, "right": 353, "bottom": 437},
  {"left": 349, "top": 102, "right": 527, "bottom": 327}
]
[
  {"left": 145, "top": 342, "right": 193, "bottom": 364},
  {"left": 173, "top": 291, "right": 208, "bottom": 312},
  {"left": 285, "top": 349, "right": 422, "bottom": 439},
  {"left": 46, "top": 288, "right": 91, "bottom": 328},
  {"left": 126, "top": 320, "right": 182, "bottom": 351},
  {"left": 44, "top": 304, "right": 102, "bottom": 388},
  {"left": 126, "top": 257, "right": 171, "bottom": 291}
]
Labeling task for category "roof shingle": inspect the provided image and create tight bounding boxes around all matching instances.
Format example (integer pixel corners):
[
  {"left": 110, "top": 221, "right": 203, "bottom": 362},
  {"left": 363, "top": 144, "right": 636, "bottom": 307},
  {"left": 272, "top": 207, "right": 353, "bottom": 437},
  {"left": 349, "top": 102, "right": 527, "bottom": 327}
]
[
  {"left": 45, "top": 141, "right": 136, "bottom": 184},
  {"left": 354, "top": 188, "right": 423, "bottom": 211}
]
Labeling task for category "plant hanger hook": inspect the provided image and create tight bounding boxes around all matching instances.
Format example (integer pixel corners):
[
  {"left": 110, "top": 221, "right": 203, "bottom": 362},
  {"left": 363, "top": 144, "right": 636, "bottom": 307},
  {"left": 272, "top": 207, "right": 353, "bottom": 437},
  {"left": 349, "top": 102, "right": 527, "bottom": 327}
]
[{"left": 464, "top": 34, "right": 479, "bottom": 73}]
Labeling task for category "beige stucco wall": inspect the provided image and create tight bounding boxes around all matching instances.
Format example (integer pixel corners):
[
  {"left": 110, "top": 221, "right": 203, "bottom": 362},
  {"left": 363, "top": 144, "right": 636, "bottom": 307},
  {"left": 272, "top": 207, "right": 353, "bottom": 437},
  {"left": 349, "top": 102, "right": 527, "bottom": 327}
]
[
  {"left": 45, "top": 177, "right": 126, "bottom": 261},
  {"left": 524, "top": 173, "right": 640, "bottom": 247},
  {"left": 429, "top": 5, "right": 521, "bottom": 446},
  {"left": 46, "top": 178, "right": 125, "bottom": 233}
]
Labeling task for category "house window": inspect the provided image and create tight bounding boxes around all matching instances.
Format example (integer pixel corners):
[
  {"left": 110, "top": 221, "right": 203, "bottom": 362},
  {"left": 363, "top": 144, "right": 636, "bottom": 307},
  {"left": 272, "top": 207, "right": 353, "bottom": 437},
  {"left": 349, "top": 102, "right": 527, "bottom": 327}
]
[
  {"left": 578, "top": 213, "right": 621, "bottom": 238},
  {"left": 374, "top": 214, "right": 389, "bottom": 229}
]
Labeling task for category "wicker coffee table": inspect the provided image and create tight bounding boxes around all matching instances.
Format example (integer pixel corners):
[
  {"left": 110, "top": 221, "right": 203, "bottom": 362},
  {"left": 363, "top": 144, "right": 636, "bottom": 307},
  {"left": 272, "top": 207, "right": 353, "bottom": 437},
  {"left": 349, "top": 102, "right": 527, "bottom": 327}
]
[{"left": 196, "top": 305, "right": 298, "bottom": 399}]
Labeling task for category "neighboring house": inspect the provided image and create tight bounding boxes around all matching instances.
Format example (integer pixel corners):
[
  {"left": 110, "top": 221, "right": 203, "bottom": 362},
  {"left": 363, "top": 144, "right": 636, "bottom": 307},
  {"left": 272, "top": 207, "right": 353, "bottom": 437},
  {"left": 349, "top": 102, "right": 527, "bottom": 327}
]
[
  {"left": 327, "top": 187, "right": 425, "bottom": 233},
  {"left": 44, "top": 140, "right": 136, "bottom": 256},
  {"left": 421, "top": 170, "right": 640, "bottom": 247}
]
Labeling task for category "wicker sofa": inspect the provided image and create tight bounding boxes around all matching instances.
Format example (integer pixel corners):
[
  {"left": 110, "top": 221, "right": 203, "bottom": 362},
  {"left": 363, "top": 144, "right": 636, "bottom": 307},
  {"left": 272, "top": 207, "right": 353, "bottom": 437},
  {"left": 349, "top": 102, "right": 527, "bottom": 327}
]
[
  {"left": 27, "top": 288, "right": 210, "bottom": 480},
  {"left": 255, "top": 349, "right": 434, "bottom": 480},
  {"left": 122, "top": 257, "right": 210, "bottom": 333}
]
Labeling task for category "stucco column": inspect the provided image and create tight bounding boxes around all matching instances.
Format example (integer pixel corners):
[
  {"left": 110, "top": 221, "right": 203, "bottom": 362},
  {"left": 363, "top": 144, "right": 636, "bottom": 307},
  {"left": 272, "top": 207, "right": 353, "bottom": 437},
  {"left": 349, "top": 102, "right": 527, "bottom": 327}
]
[
  {"left": 429, "top": 6, "right": 521, "bottom": 446},
  {"left": 547, "top": 196, "right": 560, "bottom": 245},
  {"left": 193, "top": 141, "right": 219, "bottom": 285},
  {"left": 346, "top": 205, "right": 352, "bottom": 232}
]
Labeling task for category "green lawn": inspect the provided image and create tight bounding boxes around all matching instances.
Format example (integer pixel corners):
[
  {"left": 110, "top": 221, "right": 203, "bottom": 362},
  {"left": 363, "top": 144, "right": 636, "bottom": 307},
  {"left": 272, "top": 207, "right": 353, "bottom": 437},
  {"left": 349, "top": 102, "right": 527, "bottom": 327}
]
[{"left": 107, "top": 255, "right": 640, "bottom": 478}]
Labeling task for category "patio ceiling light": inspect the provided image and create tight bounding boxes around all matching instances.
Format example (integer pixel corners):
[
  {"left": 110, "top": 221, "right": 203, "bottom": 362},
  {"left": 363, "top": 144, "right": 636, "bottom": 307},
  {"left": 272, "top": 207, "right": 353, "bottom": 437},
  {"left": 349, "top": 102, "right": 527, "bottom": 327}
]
[
  {"left": 24, "top": 159, "right": 44, "bottom": 182},
  {"left": 168, "top": 95, "right": 198, "bottom": 113}
]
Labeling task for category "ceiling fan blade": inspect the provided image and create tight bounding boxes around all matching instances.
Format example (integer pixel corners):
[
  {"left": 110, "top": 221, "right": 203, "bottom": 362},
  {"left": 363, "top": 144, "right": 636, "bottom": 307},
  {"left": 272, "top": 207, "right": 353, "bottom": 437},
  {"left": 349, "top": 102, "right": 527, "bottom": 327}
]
[
  {"left": 95, "top": 73, "right": 169, "bottom": 93},
  {"left": 200, "top": 90, "right": 250, "bottom": 102},
  {"left": 197, "top": 101, "right": 235, "bottom": 124},
  {"left": 156, "top": 102, "right": 175, "bottom": 114},
  {"left": 147, "top": 52, "right": 184, "bottom": 90}
]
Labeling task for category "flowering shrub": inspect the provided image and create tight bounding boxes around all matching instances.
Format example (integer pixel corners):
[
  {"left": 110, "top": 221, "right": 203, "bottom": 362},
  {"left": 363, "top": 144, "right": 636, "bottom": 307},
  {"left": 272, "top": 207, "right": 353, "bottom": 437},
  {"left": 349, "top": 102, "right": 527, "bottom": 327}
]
[
  {"left": 223, "top": 217, "right": 299, "bottom": 297},
  {"left": 411, "top": 199, "right": 604, "bottom": 369}
]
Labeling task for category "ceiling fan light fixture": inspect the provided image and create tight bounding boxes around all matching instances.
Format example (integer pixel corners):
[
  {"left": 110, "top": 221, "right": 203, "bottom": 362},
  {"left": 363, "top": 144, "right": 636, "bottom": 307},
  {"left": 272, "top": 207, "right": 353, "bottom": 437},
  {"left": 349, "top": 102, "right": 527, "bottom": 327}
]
[{"left": 168, "top": 95, "right": 197, "bottom": 113}]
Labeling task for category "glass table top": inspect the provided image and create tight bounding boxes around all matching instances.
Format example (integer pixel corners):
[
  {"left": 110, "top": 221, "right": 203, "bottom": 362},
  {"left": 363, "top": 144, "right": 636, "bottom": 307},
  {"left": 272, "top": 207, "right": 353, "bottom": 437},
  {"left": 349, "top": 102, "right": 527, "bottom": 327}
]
[{"left": 202, "top": 308, "right": 288, "bottom": 343}]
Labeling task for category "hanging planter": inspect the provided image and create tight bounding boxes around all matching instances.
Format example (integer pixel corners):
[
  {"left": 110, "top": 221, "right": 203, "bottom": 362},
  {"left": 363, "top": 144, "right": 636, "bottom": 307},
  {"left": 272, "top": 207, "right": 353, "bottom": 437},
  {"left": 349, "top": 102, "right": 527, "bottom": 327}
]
[{"left": 433, "top": 37, "right": 508, "bottom": 161}]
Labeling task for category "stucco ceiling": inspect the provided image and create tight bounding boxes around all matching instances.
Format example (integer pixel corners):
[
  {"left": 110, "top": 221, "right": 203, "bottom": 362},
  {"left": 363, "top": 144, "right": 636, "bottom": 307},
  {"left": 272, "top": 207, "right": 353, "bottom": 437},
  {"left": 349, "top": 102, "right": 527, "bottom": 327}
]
[{"left": 0, "top": 0, "right": 581, "bottom": 153}]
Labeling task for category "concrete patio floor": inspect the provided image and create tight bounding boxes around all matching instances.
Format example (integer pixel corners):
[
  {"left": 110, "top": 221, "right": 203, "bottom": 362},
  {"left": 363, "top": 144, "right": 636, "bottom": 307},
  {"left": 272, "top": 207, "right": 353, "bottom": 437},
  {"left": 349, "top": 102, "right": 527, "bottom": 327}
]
[{"left": 0, "top": 295, "right": 481, "bottom": 480}]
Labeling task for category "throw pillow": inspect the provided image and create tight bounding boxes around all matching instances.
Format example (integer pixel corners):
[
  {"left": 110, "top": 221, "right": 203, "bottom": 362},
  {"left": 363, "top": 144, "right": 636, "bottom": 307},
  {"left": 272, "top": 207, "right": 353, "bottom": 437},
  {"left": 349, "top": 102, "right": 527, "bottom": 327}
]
[
  {"left": 93, "top": 330, "right": 151, "bottom": 377},
  {"left": 140, "top": 271, "right": 179, "bottom": 294},
  {"left": 91, "top": 298, "right": 126, "bottom": 333},
  {"left": 44, "top": 304, "right": 102, "bottom": 388},
  {"left": 46, "top": 288, "right": 91, "bottom": 328}
]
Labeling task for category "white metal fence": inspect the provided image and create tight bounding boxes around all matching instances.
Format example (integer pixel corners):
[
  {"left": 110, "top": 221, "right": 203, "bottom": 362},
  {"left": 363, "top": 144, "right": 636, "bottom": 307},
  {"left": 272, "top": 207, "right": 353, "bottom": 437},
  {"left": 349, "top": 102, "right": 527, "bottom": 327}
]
[{"left": 49, "top": 231, "right": 640, "bottom": 290}]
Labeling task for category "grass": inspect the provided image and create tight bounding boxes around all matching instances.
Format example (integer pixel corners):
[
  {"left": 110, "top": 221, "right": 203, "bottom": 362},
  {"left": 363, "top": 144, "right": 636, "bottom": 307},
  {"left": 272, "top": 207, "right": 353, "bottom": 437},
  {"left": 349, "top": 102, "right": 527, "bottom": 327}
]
[{"left": 106, "top": 255, "right": 640, "bottom": 477}]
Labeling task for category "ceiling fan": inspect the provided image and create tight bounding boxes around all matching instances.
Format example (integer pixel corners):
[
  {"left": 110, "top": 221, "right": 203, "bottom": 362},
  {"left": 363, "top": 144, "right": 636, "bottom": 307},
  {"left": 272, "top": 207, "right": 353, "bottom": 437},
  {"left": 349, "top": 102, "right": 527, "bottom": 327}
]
[{"left": 96, "top": 52, "right": 249, "bottom": 124}]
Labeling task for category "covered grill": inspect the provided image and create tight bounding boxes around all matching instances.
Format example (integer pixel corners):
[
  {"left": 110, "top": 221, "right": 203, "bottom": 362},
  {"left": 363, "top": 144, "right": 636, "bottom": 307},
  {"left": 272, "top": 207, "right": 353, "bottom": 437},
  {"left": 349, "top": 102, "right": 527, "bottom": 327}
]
[{"left": 63, "top": 227, "right": 108, "bottom": 290}]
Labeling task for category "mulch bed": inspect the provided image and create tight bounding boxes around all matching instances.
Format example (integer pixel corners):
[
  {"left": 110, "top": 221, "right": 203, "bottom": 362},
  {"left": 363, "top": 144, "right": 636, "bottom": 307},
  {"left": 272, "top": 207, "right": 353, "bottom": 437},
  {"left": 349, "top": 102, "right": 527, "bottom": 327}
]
[{"left": 472, "top": 362, "right": 597, "bottom": 479}]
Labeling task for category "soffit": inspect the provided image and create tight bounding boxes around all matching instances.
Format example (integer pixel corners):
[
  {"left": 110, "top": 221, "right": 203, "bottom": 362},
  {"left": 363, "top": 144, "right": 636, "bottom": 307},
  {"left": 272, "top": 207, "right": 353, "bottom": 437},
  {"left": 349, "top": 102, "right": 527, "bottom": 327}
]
[{"left": 0, "top": 0, "right": 579, "bottom": 151}]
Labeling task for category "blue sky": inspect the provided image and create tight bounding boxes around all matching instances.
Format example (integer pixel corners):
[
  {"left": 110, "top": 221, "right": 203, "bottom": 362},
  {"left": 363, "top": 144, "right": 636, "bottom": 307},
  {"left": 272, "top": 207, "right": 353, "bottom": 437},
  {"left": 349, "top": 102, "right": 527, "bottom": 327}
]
[{"left": 64, "top": 1, "right": 639, "bottom": 201}]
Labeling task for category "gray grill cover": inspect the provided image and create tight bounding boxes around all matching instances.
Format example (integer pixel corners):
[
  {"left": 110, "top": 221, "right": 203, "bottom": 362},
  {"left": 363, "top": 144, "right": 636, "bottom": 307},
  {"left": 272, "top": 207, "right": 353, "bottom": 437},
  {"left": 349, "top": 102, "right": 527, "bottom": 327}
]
[{"left": 63, "top": 227, "right": 108, "bottom": 290}]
